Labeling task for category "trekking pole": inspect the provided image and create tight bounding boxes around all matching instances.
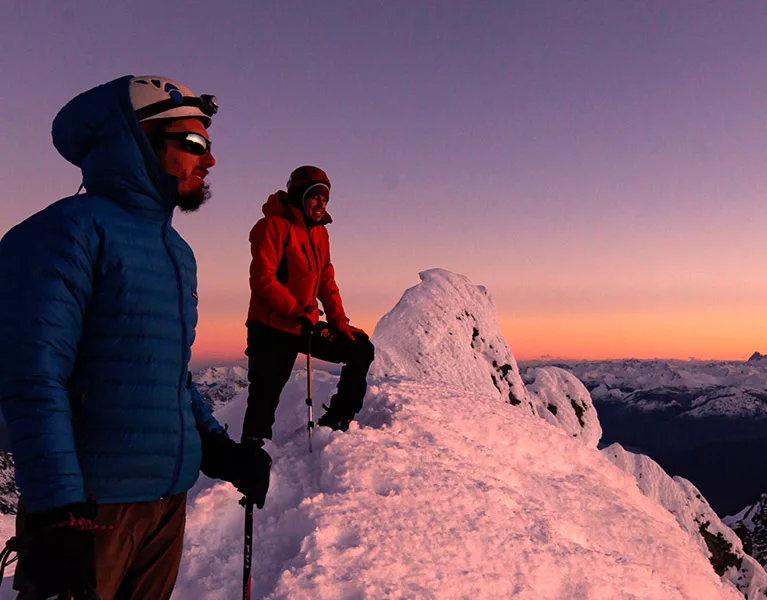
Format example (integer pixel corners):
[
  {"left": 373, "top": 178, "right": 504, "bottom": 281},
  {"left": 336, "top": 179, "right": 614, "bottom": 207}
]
[
  {"left": 240, "top": 497, "right": 254, "bottom": 600},
  {"left": 306, "top": 326, "right": 314, "bottom": 454}
]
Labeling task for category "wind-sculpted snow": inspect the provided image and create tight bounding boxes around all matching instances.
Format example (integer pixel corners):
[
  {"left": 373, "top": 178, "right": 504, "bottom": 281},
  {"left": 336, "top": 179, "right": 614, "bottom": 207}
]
[
  {"left": 524, "top": 366, "right": 602, "bottom": 448},
  {"left": 370, "top": 269, "right": 532, "bottom": 410},
  {"left": 603, "top": 444, "right": 767, "bottom": 598},
  {"left": 370, "top": 269, "right": 603, "bottom": 446},
  {"left": 170, "top": 372, "right": 743, "bottom": 599}
]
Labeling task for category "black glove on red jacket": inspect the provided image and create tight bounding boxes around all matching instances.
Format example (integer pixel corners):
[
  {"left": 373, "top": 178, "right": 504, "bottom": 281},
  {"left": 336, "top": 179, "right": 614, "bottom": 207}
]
[
  {"left": 296, "top": 305, "right": 320, "bottom": 335},
  {"left": 200, "top": 431, "right": 272, "bottom": 509},
  {"left": 16, "top": 498, "right": 103, "bottom": 599}
]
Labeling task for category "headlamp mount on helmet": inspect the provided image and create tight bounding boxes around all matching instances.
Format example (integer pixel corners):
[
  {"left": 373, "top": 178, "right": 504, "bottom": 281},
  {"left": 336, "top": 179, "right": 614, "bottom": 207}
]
[
  {"left": 130, "top": 76, "right": 216, "bottom": 127},
  {"left": 135, "top": 94, "right": 218, "bottom": 123}
]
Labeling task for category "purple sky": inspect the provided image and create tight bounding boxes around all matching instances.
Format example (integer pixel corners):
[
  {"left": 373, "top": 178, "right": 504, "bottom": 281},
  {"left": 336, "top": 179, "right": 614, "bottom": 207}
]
[{"left": 3, "top": 1, "right": 767, "bottom": 361}]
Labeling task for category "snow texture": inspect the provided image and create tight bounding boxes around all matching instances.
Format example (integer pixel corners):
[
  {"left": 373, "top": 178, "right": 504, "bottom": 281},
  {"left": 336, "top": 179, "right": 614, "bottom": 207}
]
[
  {"left": 524, "top": 366, "right": 602, "bottom": 448},
  {"left": 371, "top": 269, "right": 601, "bottom": 447},
  {"left": 0, "top": 269, "right": 758, "bottom": 599},
  {"left": 173, "top": 270, "right": 752, "bottom": 598},
  {"left": 168, "top": 373, "right": 744, "bottom": 599},
  {"left": 370, "top": 269, "right": 532, "bottom": 410},
  {"left": 603, "top": 444, "right": 767, "bottom": 598}
]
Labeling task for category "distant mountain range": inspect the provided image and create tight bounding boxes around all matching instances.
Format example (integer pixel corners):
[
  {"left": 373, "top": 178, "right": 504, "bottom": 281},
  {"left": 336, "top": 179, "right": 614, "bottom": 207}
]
[{"left": 195, "top": 365, "right": 248, "bottom": 409}]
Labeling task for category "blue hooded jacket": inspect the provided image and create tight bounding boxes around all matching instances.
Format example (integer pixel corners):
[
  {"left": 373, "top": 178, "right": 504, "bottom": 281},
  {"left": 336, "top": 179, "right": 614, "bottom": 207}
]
[{"left": 0, "top": 76, "right": 223, "bottom": 512}]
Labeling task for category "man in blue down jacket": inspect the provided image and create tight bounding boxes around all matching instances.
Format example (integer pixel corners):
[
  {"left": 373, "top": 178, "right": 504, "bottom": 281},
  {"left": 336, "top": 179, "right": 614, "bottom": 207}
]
[{"left": 0, "top": 75, "right": 271, "bottom": 600}]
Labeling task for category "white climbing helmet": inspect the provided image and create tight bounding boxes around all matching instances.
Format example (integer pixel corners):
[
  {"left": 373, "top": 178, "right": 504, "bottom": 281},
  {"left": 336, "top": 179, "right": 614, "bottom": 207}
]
[{"left": 129, "top": 75, "right": 218, "bottom": 128}]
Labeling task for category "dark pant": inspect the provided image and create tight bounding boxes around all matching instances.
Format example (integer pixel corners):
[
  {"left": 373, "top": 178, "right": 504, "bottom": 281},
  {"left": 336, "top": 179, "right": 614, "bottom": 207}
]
[
  {"left": 15, "top": 494, "right": 186, "bottom": 600},
  {"left": 243, "top": 320, "right": 375, "bottom": 440}
]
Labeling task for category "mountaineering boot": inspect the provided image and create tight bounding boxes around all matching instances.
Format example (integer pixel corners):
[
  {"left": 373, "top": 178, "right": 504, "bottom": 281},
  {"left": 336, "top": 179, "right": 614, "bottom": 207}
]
[
  {"left": 317, "top": 403, "right": 352, "bottom": 432},
  {"left": 241, "top": 436, "right": 265, "bottom": 449},
  {"left": 241, "top": 410, "right": 271, "bottom": 445}
]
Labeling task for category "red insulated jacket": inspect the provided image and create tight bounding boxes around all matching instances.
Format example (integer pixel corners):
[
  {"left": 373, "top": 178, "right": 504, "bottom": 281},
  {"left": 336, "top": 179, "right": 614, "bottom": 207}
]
[{"left": 247, "top": 191, "right": 348, "bottom": 335}]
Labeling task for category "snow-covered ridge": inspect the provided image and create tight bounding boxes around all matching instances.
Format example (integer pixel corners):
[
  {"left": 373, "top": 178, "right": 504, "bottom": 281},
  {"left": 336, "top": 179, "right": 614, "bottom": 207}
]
[
  {"left": 173, "top": 373, "right": 746, "bottom": 599},
  {"left": 528, "top": 356, "right": 767, "bottom": 521},
  {"left": 179, "top": 269, "right": 765, "bottom": 597},
  {"left": 362, "top": 269, "right": 766, "bottom": 596},
  {"left": 371, "top": 269, "right": 531, "bottom": 406},
  {"left": 0, "top": 269, "right": 764, "bottom": 598},
  {"left": 604, "top": 444, "right": 767, "bottom": 597},
  {"left": 371, "top": 269, "right": 600, "bottom": 447}
]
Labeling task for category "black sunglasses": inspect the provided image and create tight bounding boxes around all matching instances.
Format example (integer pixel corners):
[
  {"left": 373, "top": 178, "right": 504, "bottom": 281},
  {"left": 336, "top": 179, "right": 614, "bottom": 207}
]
[{"left": 163, "top": 132, "right": 212, "bottom": 156}]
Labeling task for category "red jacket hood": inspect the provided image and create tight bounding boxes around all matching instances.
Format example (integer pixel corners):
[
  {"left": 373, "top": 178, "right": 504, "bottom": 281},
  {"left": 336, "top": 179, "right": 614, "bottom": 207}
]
[{"left": 262, "top": 190, "right": 333, "bottom": 225}]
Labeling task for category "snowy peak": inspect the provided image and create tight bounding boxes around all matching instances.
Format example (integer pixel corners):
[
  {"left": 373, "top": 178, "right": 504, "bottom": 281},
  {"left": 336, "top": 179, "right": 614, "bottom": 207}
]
[
  {"left": 748, "top": 352, "right": 766, "bottom": 363},
  {"left": 370, "top": 268, "right": 531, "bottom": 410},
  {"left": 370, "top": 269, "right": 603, "bottom": 446},
  {"left": 194, "top": 365, "right": 248, "bottom": 409},
  {"left": 364, "top": 268, "right": 767, "bottom": 593}
]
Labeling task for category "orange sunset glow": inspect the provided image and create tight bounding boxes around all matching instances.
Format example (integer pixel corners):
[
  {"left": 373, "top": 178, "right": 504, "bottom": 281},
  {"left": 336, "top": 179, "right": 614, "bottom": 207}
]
[{"left": 5, "top": 3, "right": 767, "bottom": 367}]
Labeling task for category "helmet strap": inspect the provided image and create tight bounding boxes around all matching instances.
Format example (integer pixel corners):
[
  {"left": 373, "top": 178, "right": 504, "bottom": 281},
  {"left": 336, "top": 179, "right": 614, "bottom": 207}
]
[{"left": 135, "top": 96, "right": 214, "bottom": 122}]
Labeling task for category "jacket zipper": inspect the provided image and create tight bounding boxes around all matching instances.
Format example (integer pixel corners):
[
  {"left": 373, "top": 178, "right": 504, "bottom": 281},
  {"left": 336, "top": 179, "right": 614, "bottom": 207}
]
[
  {"left": 162, "top": 218, "right": 186, "bottom": 496},
  {"left": 306, "top": 230, "right": 322, "bottom": 299},
  {"left": 300, "top": 243, "right": 313, "bottom": 272}
]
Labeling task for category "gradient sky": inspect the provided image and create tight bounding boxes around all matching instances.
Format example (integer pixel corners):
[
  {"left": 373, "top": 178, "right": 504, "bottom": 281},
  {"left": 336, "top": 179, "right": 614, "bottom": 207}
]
[{"left": 3, "top": 0, "right": 767, "bottom": 363}]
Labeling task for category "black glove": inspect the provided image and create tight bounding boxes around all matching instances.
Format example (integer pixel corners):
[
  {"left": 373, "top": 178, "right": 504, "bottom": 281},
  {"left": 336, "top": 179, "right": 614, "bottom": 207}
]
[
  {"left": 233, "top": 440, "right": 272, "bottom": 509},
  {"left": 200, "top": 432, "right": 272, "bottom": 509},
  {"left": 16, "top": 499, "right": 100, "bottom": 599},
  {"left": 296, "top": 305, "right": 319, "bottom": 335}
]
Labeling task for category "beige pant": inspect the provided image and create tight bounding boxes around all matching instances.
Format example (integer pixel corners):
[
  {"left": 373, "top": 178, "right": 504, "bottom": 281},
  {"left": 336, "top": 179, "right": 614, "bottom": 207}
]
[{"left": 15, "top": 493, "right": 186, "bottom": 600}]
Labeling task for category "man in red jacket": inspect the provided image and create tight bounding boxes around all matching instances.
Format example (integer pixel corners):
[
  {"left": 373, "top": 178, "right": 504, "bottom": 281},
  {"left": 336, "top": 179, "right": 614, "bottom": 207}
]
[{"left": 244, "top": 166, "right": 375, "bottom": 445}]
